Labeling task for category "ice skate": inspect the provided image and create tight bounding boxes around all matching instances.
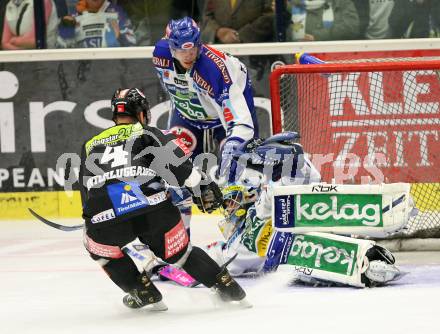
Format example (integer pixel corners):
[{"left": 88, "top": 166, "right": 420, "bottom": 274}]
[
  {"left": 212, "top": 267, "right": 252, "bottom": 308},
  {"left": 123, "top": 274, "right": 168, "bottom": 311}
]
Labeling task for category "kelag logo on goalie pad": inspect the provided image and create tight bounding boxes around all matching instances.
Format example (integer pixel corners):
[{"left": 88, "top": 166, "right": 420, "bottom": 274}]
[
  {"left": 274, "top": 193, "right": 383, "bottom": 228},
  {"left": 296, "top": 194, "right": 383, "bottom": 227},
  {"left": 288, "top": 234, "right": 358, "bottom": 276}
]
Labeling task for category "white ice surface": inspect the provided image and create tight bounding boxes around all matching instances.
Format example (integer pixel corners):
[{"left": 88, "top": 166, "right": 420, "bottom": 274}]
[{"left": 1, "top": 216, "right": 439, "bottom": 334}]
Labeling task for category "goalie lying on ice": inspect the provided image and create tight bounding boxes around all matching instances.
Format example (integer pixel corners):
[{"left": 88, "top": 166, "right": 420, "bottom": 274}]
[
  {"left": 206, "top": 184, "right": 404, "bottom": 288},
  {"left": 204, "top": 133, "right": 408, "bottom": 287}
]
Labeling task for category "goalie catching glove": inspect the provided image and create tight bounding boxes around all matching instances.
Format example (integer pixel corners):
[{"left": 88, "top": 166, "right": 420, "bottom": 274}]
[{"left": 185, "top": 170, "right": 223, "bottom": 213}]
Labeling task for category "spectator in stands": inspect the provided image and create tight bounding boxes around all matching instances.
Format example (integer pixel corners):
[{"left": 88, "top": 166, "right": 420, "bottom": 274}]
[
  {"left": 52, "top": 0, "right": 78, "bottom": 17},
  {"left": 353, "top": 0, "right": 395, "bottom": 39},
  {"left": 57, "top": 0, "right": 136, "bottom": 48},
  {"left": 2, "top": 0, "right": 59, "bottom": 50},
  {"left": 114, "top": 1, "right": 207, "bottom": 47},
  {"left": 200, "top": 0, "right": 274, "bottom": 43},
  {"left": 0, "top": 1, "right": 7, "bottom": 49},
  {"left": 171, "top": 0, "right": 204, "bottom": 23},
  {"left": 430, "top": 1, "right": 440, "bottom": 37},
  {"left": 286, "top": 0, "right": 359, "bottom": 41},
  {"left": 115, "top": 1, "right": 176, "bottom": 46},
  {"left": 389, "top": 0, "right": 439, "bottom": 38}
]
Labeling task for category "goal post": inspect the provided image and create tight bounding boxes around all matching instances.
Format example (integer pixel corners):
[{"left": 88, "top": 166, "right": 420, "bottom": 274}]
[{"left": 269, "top": 58, "right": 440, "bottom": 244}]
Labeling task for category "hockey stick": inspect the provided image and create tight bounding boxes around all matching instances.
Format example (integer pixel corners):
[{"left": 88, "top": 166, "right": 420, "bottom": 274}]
[
  {"left": 157, "top": 265, "right": 200, "bottom": 287},
  {"left": 158, "top": 253, "right": 239, "bottom": 288},
  {"left": 28, "top": 208, "right": 84, "bottom": 232}
]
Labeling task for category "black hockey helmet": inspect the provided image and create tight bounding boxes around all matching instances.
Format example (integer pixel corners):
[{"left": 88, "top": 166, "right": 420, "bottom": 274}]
[{"left": 111, "top": 88, "right": 150, "bottom": 124}]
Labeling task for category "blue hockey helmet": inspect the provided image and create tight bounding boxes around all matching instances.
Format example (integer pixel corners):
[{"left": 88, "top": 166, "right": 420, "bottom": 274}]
[{"left": 166, "top": 17, "right": 202, "bottom": 50}]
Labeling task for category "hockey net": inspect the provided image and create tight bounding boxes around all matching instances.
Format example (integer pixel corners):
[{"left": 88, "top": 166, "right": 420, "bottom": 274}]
[{"left": 270, "top": 58, "right": 440, "bottom": 241}]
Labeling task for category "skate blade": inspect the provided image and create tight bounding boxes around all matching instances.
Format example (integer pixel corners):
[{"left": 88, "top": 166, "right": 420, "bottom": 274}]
[
  {"left": 150, "top": 300, "right": 168, "bottom": 311},
  {"left": 210, "top": 292, "right": 253, "bottom": 309},
  {"left": 235, "top": 298, "right": 253, "bottom": 309},
  {"left": 392, "top": 270, "right": 408, "bottom": 282}
]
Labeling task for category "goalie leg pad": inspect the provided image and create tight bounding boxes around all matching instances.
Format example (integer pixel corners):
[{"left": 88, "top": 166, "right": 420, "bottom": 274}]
[
  {"left": 262, "top": 231, "right": 294, "bottom": 273},
  {"left": 288, "top": 233, "right": 401, "bottom": 288},
  {"left": 287, "top": 232, "right": 374, "bottom": 288},
  {"left": 272, "top": 183, "right": 415, "bottom": 238}
]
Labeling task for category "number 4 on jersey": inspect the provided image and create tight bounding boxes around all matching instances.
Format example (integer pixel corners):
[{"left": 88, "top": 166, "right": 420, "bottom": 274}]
[{"left": 100, "top": 145, "right": 128, "bottom": 168}]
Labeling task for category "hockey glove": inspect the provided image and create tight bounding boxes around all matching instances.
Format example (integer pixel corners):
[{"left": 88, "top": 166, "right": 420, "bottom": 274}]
[
  {"left": 189, "top": 175, "right": 223, "bottom": 214},
  {"left": 196, "top": 181, "right": 223, "bottom": 213},
  {"left": 218, "top": 138, "right": 244, "bottom": 183}
]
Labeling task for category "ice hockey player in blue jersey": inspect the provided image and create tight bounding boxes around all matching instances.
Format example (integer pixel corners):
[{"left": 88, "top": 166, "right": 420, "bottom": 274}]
[
  {"left": 153, "top": 16, "right": 259, "bottom": 231},
  {"left": 152, "top": 16, "right": 259, "bottom": 179}
]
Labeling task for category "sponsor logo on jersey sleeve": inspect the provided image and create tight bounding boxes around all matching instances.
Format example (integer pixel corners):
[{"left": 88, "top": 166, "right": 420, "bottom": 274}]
[
  {"left": 153, "top": 56, "right": 171, "bottom": 68},
  {"left": 204, "top": 49, "right": 231, "bottom": 84},
  {"left": 223, "top": 107, "right": 234, "bottom": 122}
]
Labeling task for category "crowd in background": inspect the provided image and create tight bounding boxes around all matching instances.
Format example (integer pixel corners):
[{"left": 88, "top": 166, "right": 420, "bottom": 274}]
[{"left": 1, "top": 0, "right": 439, "bottom": 50}]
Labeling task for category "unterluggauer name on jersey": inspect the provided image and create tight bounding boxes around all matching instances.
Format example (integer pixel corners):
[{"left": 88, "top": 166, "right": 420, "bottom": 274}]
[{"left": 86, "top": 166, "right": 157, "bottom": 189}]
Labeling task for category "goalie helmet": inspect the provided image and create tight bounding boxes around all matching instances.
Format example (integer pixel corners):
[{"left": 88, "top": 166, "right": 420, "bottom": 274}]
[
  {"left": 218, "top": 184, "right": 258, "bottom": 240},
  {"left": 165, "top": 17, "right": 201, "bottom": 50},
  {"left": 111, "top": 88, "right": 150, "bottom": 124}
]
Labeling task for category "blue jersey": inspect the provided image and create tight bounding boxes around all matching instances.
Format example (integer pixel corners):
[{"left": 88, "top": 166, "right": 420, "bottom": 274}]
[{"left": 153, "top": 39, "right": 257, "bottom": 142}]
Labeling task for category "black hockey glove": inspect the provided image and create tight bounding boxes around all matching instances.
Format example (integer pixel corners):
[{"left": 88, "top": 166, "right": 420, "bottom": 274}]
[{"left": 189, "top": 176, "right": 223, "bottom": 214}]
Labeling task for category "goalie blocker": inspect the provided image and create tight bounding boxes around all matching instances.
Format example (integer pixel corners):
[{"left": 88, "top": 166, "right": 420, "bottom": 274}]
[{"left": 288, "top": 232, "right": 402, "bottom": 288}]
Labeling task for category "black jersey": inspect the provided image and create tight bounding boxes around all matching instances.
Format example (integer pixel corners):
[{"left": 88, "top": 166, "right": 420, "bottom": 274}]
[{"left": 79, "top": 122, "right": 194, "bottom": 229}]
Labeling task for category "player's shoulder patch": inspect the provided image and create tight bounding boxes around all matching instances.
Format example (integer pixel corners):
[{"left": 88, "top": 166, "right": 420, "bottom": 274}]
[
  {"left": 203, "top": 44, "right": 226, "bottom": 60},
  {"left": 153, "top": 39, "right": 173, "bottom": 69},
  {"left": 199, "top": 45, "right": 232, "bottom": 84}
]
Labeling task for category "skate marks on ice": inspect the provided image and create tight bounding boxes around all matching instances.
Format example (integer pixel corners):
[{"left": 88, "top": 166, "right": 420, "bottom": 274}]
[{"left": 1, "top": 220, "right": 440, "bottom": 334}]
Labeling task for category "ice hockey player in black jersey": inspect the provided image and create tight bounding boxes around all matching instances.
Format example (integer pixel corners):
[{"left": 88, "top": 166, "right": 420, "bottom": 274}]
[{"left": 78, "top": 87, "right": 249, "bottom": 310}]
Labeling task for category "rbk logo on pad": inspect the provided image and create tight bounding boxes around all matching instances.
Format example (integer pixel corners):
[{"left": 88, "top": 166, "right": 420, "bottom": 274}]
[{"left": 107, "top": 182, "right": 148, "bottom": 216}]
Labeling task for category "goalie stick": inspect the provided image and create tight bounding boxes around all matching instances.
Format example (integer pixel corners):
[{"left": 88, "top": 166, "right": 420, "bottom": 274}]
[{"left": 28, "top": 208, "right": 84, "bottom": 231}]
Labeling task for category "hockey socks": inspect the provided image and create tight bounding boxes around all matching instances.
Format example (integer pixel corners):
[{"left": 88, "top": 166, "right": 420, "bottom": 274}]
[{"left": 182, "top": 246, "right": 222, "bottom": 287}]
